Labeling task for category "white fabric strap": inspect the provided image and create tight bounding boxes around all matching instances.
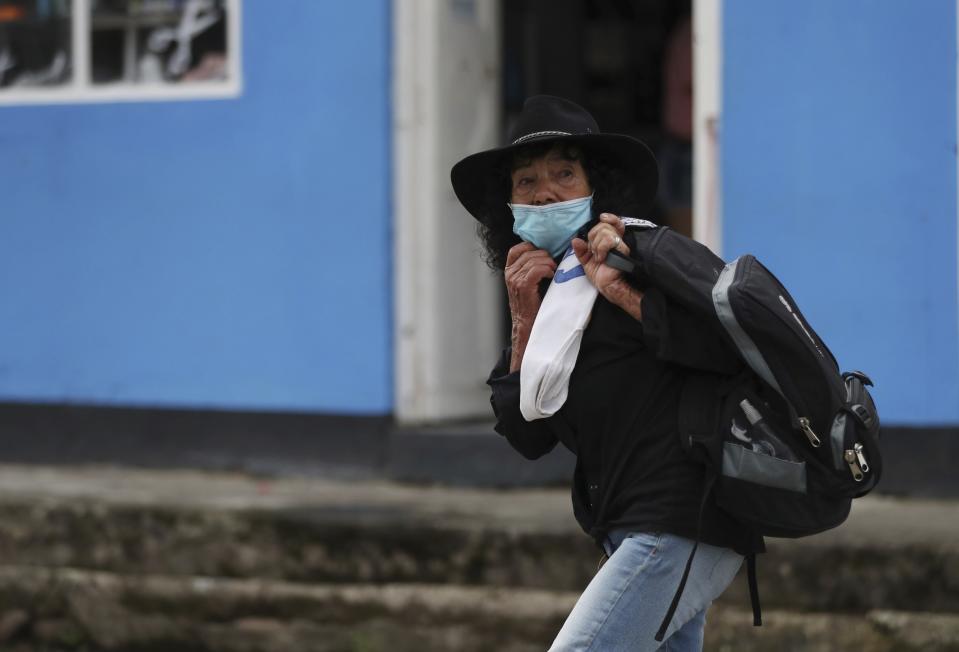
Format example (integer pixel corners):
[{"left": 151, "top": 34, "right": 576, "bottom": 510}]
[
  {"left": 621, "top": 217, "right": 657, "bottom": 229},
  {"left": 520, "top": 249, "right": 598, "bottom": 421}
]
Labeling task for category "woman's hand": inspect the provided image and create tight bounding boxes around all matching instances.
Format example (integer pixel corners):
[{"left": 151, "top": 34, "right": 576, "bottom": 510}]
[
  {"left": 571, "top": 213, "right": 630, "bottom": 297},
  {"left": 572, "top": 213, "right": 644, "bottom": 320},
  {"left": 505, "top": 241, "right": 557, "bottom": 371}
]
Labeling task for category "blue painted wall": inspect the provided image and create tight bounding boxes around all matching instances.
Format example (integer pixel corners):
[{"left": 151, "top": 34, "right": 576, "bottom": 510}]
[
  {"left": 723, "top": 0, "right": 959, "bottom": 425},
  {"left": 0, "top": 1, "right": 393, "bottom": 414}
]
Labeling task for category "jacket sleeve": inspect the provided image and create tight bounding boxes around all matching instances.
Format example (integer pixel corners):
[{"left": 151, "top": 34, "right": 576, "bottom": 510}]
[
  {"left": 639, "top": 285, "right": 745, "bottom": 375},
  {"left": 486, "top": 348, "right": 559, "bottom": 459}
]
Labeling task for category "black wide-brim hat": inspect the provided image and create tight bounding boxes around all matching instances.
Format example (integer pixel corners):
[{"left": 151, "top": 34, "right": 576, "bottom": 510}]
[{"left": 450, "top": 95, "right": 659, "bottom": 224}]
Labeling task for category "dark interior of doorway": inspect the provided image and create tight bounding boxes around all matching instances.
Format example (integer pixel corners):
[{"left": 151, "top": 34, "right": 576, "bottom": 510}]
[
  {"left": 503, "top": 0, "right": 692, "bottom": 233},
  {"left": 498, "top": 0, "right": 693, "bottom": 343}
]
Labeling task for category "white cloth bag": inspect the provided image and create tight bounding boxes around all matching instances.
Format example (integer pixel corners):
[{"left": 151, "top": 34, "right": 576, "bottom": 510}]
[{"left": 519, "top": 249, "right": 598, "bottom": 421}]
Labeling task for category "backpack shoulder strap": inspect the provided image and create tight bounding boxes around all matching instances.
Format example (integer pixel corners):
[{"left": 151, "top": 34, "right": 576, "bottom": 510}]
[
  {"left": 747, "top": 553, "right": 762, "bottom": 626},
  {"left": 655, "top": 468, "right": 719, "bottom": 642}
]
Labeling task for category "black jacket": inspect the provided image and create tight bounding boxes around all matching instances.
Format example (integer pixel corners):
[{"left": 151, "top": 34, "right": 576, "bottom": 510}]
[{"left": 487, "top": 278, "right": 762, "bottom": 555}]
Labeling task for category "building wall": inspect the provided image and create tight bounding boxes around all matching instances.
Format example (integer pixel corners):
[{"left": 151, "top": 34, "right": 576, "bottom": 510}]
[
  {"left": 0, "top": 1, "right": 393, "bottom": 414},
  {"left": 722, "top": 0, "right": 959, "bottom": 425}
]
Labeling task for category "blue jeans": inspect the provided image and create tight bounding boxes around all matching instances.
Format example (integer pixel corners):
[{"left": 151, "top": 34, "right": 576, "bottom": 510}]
[{"left": 549, "top": 531, "right": 744, "bottom": 651}]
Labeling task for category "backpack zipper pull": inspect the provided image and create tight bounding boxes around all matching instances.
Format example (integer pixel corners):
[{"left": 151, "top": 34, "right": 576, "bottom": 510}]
[
  {"left": 798, "top": 417, "right": 822, "bottom": 448},
  {"left": 843, "top": 449, "right": 864, "bottom": 481},
  {"left": 853, "top": 443, "right": 869, "bottom": 473}
]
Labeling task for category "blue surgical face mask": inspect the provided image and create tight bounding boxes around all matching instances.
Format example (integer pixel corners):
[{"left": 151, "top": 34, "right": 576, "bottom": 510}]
[{"left": 509, "top": 194, "right": 594, "bottom": 258}]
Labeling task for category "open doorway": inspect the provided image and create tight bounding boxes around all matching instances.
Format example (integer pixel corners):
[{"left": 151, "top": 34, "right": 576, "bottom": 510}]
[
  {"left": 502, "top": 0, "right": 693, "bottom": 235},
  {"left": 498, "top": 0, "right": 694, "bottom": 343},
  {"left": 391, "top": 0, "right": 712, "bottom": 424}
]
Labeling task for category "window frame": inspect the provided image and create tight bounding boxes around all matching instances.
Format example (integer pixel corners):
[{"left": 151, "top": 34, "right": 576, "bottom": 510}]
[{"left": 0, "top": 0, "right": 242, "bottom": 105}]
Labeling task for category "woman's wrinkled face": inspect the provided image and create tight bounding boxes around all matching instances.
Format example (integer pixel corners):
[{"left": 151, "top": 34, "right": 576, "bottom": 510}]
[{"left": 510, "top": 145, "right": 592, "bottom": 205}]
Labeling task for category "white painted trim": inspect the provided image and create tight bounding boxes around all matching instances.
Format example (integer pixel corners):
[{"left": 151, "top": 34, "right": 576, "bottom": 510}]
[
  {"left": 0, "top": 0, "right": 242, "bottom": 106},
  {"left": 393, "top": 0, "right": 502, "bottom": 424},
  {"left": 693, "top": 0, "right": 723, "bottom": 255},
  {"left": 956, "top": 0, "right": 958, "bottom": 357},
  {"left": 228, "top": 0, "right": 243, "bottom": 97},
  {"left": 0, "top": 82, "right": 241, "bottom": 105},
  {"left": 393, "top": 0, "right": 417, "bottom": 420},
  {"left": 74, "top": 0, "right": 91, "bottom": 88},
  {"left": 393, "top": 0, "right": 437, "bottom": 422}
]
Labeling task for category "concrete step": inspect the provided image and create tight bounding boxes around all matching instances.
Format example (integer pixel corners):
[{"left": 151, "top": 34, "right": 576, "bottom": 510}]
[
  {"left": 0, "top": 566, "right": 956, "bottom": 652},
  {"left": 0, "top": 465, "right": 956, "bottom": 617}
]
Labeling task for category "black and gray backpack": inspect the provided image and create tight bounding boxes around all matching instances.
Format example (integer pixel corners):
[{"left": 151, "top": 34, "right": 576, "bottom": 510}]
[{"left": 616, "top": 222, "right": 881, "bottom": 640}]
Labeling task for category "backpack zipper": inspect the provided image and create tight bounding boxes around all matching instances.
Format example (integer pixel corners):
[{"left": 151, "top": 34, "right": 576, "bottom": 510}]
[
  {"left": 843, "top": 448, "right": 864, "bottom": 481},
  {"left": 798, "top": 416, "right": 822, "bottom": 448},
  {"left": 853, "top": 442, "right": 869, "bottom": 472}
]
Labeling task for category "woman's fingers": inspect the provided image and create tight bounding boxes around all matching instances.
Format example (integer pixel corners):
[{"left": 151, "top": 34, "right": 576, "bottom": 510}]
[
  {"left": 571, "top": 237, "right": 591, "bottom": 265},
  {"left": 511, "top": 257, "right": 556, "bottom": 286},
  {"left": 506, "top": 242, "right": 557, "bottom": 276},
  {"left": 505, "top": 250, "right": 556, "bottom": 324},
  {"left": 505, "top": 241, "right": 536, "bottom": 268},
  {"left": 587, "top": 217, "right": 630, "bottom": 263},
  {"left": 506, "top": 248, "right": 556, "bottom": 288},
  {"left": 599, "top": 212, "right": 626, "bottom": 235}
]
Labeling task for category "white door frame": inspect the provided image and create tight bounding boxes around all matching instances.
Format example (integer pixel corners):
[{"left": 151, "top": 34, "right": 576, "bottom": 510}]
[
  {"left": 393, "top": 0, "right": 503, "bottom": 424},
  {"left": 693, "top": 0, "right": 723, "bottom": 254}
]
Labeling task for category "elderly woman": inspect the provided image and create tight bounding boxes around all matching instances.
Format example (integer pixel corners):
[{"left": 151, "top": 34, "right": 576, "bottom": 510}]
[{"left": 451, "top": 95, "right": 760, "bottom": 651}]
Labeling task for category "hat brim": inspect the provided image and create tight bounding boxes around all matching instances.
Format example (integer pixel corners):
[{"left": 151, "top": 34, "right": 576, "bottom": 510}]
[{"left": 450, "top": 132, "right": 659, "bottom": 225}]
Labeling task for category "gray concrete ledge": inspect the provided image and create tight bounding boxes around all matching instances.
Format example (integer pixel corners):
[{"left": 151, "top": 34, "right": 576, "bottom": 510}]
[
  {"left": 0, "top": 465, "right": 954, "bottom": 616},
  {"left": 0, "top": 566, "right": 956, "bottom": 651}
]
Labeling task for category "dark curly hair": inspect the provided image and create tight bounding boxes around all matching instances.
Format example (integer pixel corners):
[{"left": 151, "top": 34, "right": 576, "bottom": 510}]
[{"left": 475, "top": 141, "right": 652, "bottom": 270}]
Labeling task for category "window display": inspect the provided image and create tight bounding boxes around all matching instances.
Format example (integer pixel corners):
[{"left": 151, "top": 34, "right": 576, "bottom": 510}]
[
  {"left": 0, "top": 0, "right": 238, "bottom": 103},
  {"left": 0, "top": 0, "right": 72, "bottom": 89},
  {"left": 91, "top": 0, "right": 228, "bottom": 85}
]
